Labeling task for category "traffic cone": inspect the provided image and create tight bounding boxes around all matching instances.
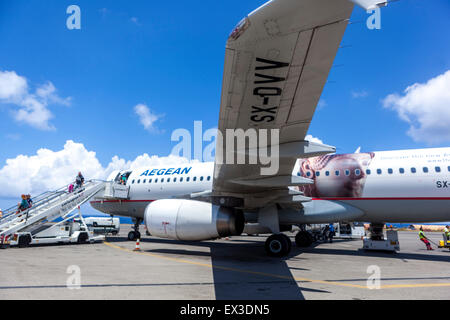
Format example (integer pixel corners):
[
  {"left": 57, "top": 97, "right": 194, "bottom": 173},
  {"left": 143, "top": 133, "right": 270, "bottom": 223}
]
[{"left": 134, "top": 238, "right": 141, "bottom": 252}]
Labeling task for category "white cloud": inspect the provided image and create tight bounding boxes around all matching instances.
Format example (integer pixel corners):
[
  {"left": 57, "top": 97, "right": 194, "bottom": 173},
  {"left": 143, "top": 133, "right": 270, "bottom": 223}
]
[
  {"left": 0, "top": 70, "right": 70, "bottom": 131},
  {"left": 317, "top": 99, "right": 327, "bottom": 110},
  {"left": 0, "top": 141, "right": 192, "bottom": 198},
  {"left": 305, "top": 135, "right": 324, "bottom": 145},
  {"left": 134, "top": 103, "right": 161, "bottom": 132},
  {"left": 383, "top": 70, "right": 450, "bottom": 144},
  {"left": 130, "top": 17, "right": 141, "bottom": 26},
  {"left": 0, "top": 70, "right": 27, "bottom": 101},
  {"left": 351, "top": 90, "right": 368, "bottom": 99}
]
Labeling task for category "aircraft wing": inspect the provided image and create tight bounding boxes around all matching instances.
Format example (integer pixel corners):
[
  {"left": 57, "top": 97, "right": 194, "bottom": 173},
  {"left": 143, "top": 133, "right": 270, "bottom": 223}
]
[{"left": 213, "top": 0, "right": 359, "bottom": 209}]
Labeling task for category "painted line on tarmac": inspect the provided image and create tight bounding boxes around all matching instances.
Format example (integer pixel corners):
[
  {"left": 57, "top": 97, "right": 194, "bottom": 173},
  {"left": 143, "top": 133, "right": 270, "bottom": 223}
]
[
  {"left": 104, "top": 242, "right": 450, "bottom": 290},
  {"left": 103, "top": 241, "right": 365, "bottom": 289},
  {"left": 104, "top": 241, "right": 450, "bottom": 290}
]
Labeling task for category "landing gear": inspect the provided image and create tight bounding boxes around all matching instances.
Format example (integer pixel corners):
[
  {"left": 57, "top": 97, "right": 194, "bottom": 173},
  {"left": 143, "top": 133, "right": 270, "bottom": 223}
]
[
  {"left": 295, "top": 231, "right": 313, "bottom": 248},
  {"left": 265, "top": 234, "right": 292, "bottom": 257},
  {"left": 128, "top": 218, "right": 143, "bottom": 241}
]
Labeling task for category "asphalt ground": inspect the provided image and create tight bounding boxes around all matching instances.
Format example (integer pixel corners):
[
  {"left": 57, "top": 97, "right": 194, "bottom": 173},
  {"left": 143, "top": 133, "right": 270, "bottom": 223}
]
[{"left": 0, "top": 226, "right": 449, "bottom": 300}]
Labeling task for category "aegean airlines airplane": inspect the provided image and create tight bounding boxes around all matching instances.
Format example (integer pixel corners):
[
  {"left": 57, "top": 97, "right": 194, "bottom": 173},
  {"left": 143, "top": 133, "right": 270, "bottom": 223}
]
[{"left": 91, "top": 0, "right": 449, "bottom": 256}]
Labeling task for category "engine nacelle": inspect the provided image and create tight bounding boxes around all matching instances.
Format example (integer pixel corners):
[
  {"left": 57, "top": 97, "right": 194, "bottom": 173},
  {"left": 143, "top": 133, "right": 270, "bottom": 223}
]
[{"left": 144, "top": 199, "right": 244, "bottom": 241}]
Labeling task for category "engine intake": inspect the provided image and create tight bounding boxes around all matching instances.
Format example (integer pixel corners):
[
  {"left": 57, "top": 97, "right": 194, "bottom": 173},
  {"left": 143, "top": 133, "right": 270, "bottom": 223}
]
[{"left": 145, "top": 199, "right": 244, "bottom": 241}]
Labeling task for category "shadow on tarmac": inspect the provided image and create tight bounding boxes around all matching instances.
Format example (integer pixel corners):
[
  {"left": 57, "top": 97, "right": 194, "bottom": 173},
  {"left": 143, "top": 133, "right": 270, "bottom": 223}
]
[
  {"left": 107, "top": 235, "right": 323, "bottom": 300},
  {"left": 105, "top": 234, "right": 449, "bottom": 299}
]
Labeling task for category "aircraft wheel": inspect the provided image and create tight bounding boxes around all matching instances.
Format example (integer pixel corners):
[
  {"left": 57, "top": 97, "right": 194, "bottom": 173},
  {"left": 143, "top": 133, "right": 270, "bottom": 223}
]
[
  {"left": 295, "top": 231, "right": 313, "bottom": 248},
  {"left": 265, "top": 234, "right": 291, "bottom": 257},
  {"left": 128, "top": 231, "right": 137, "bottom": 241},
  {"left": 280, "top": 233, "right": 292, "bottom": 253}
]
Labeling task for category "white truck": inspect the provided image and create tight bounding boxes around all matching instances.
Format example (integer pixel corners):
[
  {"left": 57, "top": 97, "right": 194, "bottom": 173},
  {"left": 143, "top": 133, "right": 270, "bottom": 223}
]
[
  {"left": 84, "top": 217, "right": 120, "bottom": 235},
  {"left": 9, "top": 216, "right": 104, "bottom": 248}
]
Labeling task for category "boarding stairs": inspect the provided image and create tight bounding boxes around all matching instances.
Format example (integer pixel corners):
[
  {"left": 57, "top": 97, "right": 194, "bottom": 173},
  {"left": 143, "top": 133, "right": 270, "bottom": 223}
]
[{"left": 0, "top": 180, "right": 106, "bottom": 240}]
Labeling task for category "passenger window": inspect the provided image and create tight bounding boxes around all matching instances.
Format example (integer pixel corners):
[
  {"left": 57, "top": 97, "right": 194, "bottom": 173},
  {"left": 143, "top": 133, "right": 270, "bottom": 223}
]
[
  {"left": 200, "top": 176, "right": 204, "bottom": 181},
  {"left": 155, "top": 179, "right": 158, "bottom": 183},
  {"left": 411, "top": 168, "right": 416, "bottom": 174},
  {"left": 435, "top": 167, "right": 441, "bottom": 173},
  {"left": 187, "top": 177, "right": 190, "bottom": 182},
  {"left": 161, "top": 178, "right": 165, "bottom": 183},
  {"left": 388, "top": 169, "right": 393, "bottom": 174},
  {"left": 207, "top": 176, "right": 211, "bottom": 181},
  {"left": 423, "top": 167, "right": 429, "bottom": 173},
  {"left": 366, "top": 169, "right": 371, "bottom": 175},
  {"left": 149, "top": 179, "right": 152, "bottom": 183},
  {"left": 448, "top": 166, "right": 450, "bottom": 172},
  {"left": 335, "top": 171, "right": 340, "bottom": 176},
  {"left": 377, "top": 169, "right": 382, "bottom": 175},
  {"left": 399, "top": 168, "right": 405, "bottom": 174},
  {"left": 345, "top": 170, "right": 350, "bottom": 176},
  {"left": 143, "top": 179, "right": 146, "bottom": 184},
  {"left": 355, "top": 169, "right": 361, "bottom": 176},
  {"left": 325, "top": 171, "right": 330, "bottom": 177},
  {"left": 132, "top": 180, "right": 135, "bottom": 184},
  {"left": 180, "top": 177, "right": 184, "bottom": 182},
  {"left": 137, "top": 180, "right": 141, "bottom": 184},
  {"left": 193, "top": 177, "right": 197, "bottom": 182},
  {"left": 173, "top": 178, "right": 177, "bottom": 182},
  {"left": 316, "top": 172, "right": 320, "bottom": 177},
  {"left": 167, "top": 178, "right": 171, "bottom": 183},
  {"left": 306, "top": 172, "right": 311, "bottom": 177}
]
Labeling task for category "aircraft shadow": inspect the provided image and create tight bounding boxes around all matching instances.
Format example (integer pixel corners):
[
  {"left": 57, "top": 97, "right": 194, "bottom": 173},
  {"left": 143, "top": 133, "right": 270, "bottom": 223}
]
[{"left": 107, "top": 234, "right": 327, "bottom": 300}]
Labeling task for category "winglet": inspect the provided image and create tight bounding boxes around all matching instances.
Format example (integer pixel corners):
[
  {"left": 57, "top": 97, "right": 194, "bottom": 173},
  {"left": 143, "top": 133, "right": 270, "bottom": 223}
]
[{"left": 350, "top": 0, "right": 388, "bottom": 10}]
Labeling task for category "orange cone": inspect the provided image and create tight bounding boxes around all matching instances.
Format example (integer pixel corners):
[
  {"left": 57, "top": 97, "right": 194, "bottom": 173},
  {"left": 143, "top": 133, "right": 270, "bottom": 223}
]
[{"left": 134, "top": 238, "right": 141, "bottom": 251}]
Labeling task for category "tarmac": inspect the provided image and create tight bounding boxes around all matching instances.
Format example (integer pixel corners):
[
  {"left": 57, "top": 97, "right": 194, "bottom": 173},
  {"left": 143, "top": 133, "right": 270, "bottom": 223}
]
[{"left": 0, "top": 225, "right": 449, "bottom": 300}]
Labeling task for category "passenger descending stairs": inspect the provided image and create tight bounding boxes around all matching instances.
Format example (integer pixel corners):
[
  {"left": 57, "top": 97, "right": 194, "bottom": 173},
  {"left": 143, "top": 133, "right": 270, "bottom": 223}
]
[{"left": 0, "top": 180, "right": 106, "bottom": 239}]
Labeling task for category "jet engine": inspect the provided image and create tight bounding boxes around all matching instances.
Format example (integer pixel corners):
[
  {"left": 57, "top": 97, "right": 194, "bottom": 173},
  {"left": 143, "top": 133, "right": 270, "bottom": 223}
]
[{"left": 144, "top": 199, "right": 244, "bottom": 241}]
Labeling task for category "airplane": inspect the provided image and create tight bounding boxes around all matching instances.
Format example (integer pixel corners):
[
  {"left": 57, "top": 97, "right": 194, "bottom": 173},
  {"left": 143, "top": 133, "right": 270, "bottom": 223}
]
[{"left": 91, "top": 0, "right": 450, "bottom": 257}]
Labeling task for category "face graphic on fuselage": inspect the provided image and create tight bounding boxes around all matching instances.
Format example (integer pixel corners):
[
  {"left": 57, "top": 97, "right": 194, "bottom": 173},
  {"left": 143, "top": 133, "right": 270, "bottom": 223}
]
[{"left": 297, "top": 153, "right": 376, "bottom": 198}]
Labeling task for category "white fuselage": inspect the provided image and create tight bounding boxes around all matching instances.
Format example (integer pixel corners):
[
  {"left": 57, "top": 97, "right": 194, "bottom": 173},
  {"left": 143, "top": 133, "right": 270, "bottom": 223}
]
[{"left": 90, "top": 147, "right": 450, "bottom": 223}]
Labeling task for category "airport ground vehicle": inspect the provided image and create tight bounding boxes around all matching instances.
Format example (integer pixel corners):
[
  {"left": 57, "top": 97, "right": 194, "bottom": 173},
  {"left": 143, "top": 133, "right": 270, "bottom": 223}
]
[
  {"left": 9, "top": 216, "right": 104, "bottom": 248},
  {"left": 83, "top": 217, "right": 120, "bottom": 235},
  {"left": 439, "top": 235, "right": 450, "bottom": 251},
  {"left": 334, "top": 223, "right": 366, "bottom": 239},
  {"left": 0, "top": 180, "right": 106, "bottom": 249},
  {"left": 308, "top": 223, "right": 365, "bottom": 242}
]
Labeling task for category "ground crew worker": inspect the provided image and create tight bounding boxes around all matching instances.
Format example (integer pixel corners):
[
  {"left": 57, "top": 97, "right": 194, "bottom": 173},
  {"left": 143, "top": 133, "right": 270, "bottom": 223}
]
[
  {"left": 419, "top": 227, "right": 434, "bottom": 251},
  {"left": 444, "top": 226, "right": 450, "bottom": 241},
  {"left": 328, "top": 223, "right": 335, "bottom": 243}
]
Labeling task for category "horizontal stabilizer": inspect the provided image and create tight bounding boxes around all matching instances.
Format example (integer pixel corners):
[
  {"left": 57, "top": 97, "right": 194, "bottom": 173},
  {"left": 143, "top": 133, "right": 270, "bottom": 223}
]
[
  {"left": 230, "top": 175, "right": 313, "bottom": 188},
  {"left": 350, "top": 0, "right": 388, "bottom": 10},
  {"left": 190, "top": 190, "right": 212, "bottom": 199},
  {"left": 276, "top": 194, "right": 312, "bottom": 204}
]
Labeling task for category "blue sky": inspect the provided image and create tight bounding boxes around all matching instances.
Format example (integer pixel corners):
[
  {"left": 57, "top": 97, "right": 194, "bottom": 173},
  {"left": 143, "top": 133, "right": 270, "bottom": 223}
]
[{"left": 0, "top": 0, "right": 449, "bottom": 179}]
